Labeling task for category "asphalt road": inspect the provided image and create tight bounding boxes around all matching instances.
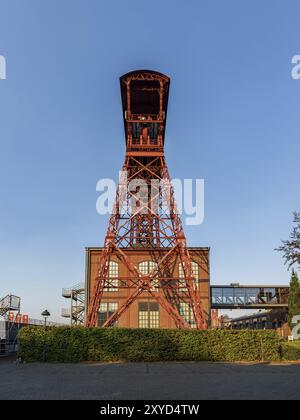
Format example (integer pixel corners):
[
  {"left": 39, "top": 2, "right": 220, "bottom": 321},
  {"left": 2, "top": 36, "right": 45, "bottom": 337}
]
[{"left": 0, "top": 357, "right": 300, "bottom": 400}]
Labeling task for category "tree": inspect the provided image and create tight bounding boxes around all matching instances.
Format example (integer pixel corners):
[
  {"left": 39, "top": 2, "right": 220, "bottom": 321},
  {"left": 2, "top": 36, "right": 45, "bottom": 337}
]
[
  {"left": 287, "top": 270, "right": 300, "bottom": 328},
  {"left": 276, "top": 212, "right": 300, "bottom": 269}
]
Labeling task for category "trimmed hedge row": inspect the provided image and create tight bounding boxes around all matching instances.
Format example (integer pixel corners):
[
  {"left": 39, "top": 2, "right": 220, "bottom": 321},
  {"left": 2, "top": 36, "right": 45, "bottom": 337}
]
[
  {"left": 280, "top": 341, "right": 300, "bottom": 361},
  {"left": 18, "top": 327, "right": 281, "bottom": 363}
]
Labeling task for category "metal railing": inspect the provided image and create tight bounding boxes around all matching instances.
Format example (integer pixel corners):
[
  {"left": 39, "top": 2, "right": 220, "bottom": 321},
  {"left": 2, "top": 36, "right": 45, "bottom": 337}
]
[
  {"left": 0, "top": 318, "right": 65, "bottom": 356},
  {"left": 61, "top": 306, "right": 84, "bottom": 318},
  {"left": 0, "top": 295, "right": 21, "bottom": 315},
  {"left": 61, "top": 308, "right": 71, "bottom": 317},
  {"left": 62, "top": 283, "right": 85, "bottom": 297}
]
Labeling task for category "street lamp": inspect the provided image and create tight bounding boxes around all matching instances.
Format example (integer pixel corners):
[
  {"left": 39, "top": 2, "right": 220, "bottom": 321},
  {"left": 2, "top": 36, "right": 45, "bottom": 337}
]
[
  {"left": 41, "top": 310, "right": 50, "bottom": 328},
  {"left": 41, "top": 310, "right": 50, "bottom": 362}
]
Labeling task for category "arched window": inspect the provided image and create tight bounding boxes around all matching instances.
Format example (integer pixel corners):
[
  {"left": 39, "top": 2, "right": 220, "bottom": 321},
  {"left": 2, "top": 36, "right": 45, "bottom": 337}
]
[
  {"left": 178, "top": 262, "right": 200, "bottom": 291},
  {"left": 104, "top": 261, "right": 118, "bottom": 292},
  {"left": 139, "top": 261, "right": 159, "bottom": 291}
]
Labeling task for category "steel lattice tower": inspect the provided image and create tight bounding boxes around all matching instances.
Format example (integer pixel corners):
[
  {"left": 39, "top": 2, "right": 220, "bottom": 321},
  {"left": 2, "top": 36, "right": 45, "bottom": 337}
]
[{"left": 86, "top": 70, "right": 207, "bottom": 329}]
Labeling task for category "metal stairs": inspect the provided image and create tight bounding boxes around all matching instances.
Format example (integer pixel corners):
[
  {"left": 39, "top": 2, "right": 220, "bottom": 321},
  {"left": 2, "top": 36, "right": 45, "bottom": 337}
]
[
  {"left": 0, "top": 295, "right": 20, "bottom": 318},
  {"left": 61, "top": 283, "right": 85, "bottom": 325}
]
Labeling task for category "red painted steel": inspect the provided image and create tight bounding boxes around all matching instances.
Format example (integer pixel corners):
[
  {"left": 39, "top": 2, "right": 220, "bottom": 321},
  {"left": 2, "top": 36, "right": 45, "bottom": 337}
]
[{"left": 86, "top": 70, "right": 207, "bottom": 329}]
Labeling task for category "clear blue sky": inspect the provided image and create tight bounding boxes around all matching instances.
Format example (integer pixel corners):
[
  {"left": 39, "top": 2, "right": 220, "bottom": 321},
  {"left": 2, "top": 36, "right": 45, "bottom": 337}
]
[{"left": 0, "top": 0, "right": 299, "bottom": 322}]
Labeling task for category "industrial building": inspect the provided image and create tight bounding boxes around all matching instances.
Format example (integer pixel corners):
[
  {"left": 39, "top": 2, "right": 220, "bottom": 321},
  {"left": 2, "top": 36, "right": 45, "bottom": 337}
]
[
  {"left": 227, "top": 310, "right": 290, "bottom": 338},
  {"left": 62, "top": 262, "right": 290, "bottom": 329},
  {"left": 0, "top": 294, "right": 62, "bottom": 355},
  {"left": 84, "top": 247, "right": 210, "bottom": 328},
  {"left": 61, "top": 70, "right": 290, "bottom": 330},
  {"left": 82, "top": 70, "right": 210, "bottom": 330}
]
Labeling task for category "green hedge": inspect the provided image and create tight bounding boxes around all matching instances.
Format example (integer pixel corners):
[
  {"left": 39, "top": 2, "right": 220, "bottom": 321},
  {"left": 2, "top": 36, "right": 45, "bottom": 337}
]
[
  {"left": 18, "top": 327, "right": 281, "bottom": 363},
  {"left": 280, "top": 341, "right": 300, "bottom": 361}
]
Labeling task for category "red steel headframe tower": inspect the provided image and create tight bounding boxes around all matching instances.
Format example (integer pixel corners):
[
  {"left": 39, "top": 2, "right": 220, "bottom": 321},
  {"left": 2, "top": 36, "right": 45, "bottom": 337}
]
[{"left": 86, "top": 70, "right": 207, "bottom": 329}]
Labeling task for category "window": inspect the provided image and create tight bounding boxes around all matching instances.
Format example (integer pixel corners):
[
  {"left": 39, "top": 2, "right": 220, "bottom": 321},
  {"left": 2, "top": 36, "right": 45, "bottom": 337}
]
[
  {"left": 104, "top": 261, "right": 118, "bottom": 292},
  {"left": 138, "top": 302, "right": 159, "bottom": 328},
  {"left": 98, "top": 302, "right": 118, "bottom": 327},
  {"left": 139, "top": 261, "right": 159, "bottom": 291},
  {"left": 179, "top": 302, "right": 196, "bottom": 328},
  {"left": 235, "top": 288, "right": 246, "bottom": 305},
  {"left": 179, "top": 262, "right": 200, "bottom": 291},
  {"left": 179, "top": 264, "right": 187, "bottom": 291},
  {"left": 223, "top": 288, "right": 234, "bottom": 305},
  {"left": 212, "top": 288, "right": 223, "bottom": 305}
]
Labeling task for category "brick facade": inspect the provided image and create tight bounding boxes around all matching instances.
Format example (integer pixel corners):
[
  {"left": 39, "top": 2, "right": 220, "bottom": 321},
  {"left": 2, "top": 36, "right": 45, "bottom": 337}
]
[{"left": 85, "top": 247, "right": 210, "bottom": 328}]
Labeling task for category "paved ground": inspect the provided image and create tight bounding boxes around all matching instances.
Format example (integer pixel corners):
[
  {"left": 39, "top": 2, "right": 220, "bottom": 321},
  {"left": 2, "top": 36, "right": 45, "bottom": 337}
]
[{"left": 1, "top": 356, "right": 300, "bottom": 400}]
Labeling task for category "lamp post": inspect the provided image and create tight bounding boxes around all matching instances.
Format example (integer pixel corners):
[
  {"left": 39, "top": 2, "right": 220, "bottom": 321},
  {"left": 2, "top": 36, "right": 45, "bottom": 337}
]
[
  {"left": 41, "top": 310, "right": 50, "bottom": 329},
  {"left": 41, "top": 310, "right": 50, "bottom": 362}
]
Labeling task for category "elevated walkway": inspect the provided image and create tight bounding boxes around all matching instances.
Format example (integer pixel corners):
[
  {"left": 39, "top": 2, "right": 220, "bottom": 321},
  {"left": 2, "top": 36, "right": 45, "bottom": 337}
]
[{"left": 211, "top": 285, "right": 289, "bottom": 310}]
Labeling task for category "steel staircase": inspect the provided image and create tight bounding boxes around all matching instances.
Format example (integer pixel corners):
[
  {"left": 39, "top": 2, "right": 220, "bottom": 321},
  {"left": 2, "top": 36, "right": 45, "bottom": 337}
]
[
  {"left": 0, "top": 295, "right": 20, "bottom": 318},
  {"left": 61, "top": 283, "right": 85, "bottom": 325}
]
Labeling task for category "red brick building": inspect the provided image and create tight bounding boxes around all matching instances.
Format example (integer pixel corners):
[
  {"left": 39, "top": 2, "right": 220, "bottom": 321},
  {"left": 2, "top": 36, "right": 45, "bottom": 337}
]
[
  {"left": 85, "top": 247, "right": 211, "bottom": 328},
  {"left": 227, "top": 310, "right": 290, "bottom": 338}
]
